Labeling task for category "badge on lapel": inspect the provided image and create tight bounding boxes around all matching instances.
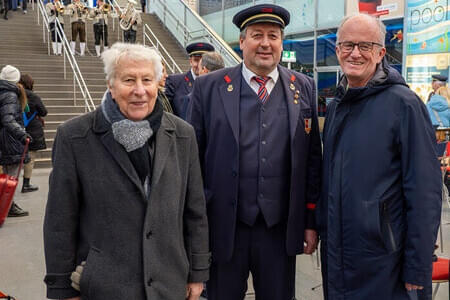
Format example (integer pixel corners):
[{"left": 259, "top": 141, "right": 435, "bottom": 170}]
[
  {"left": 185, "top": 75, "right": 192, "bottom": 87},
  {"left": 305, "top": 118, "right": 312, "bottom": 134},
  {"left": 224, "top": 75, "right": 233, "bottom": 92}
]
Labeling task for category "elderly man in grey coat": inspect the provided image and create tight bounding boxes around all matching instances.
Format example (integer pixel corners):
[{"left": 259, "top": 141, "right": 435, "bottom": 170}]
[{"left": 43, "top": 42, "right": 210, "bottom": 300}]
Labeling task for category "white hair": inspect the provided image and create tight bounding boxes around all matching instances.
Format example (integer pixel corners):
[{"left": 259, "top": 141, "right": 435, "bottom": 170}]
[
  {"left": 336, "top": 13, "right": 386, "bottom": 46},
  {"left": 101, "top": 42, "right": 163, "bottom": 85}
]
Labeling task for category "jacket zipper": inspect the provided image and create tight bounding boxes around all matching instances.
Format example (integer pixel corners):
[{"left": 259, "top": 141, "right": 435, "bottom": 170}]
[{"left": 383, "top": 202, "right": 397, "bottom": 251}]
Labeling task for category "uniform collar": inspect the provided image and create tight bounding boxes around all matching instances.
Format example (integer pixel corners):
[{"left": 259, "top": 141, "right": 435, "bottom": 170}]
[{"left": 241, "top": 61, "right": 279, "bottom": 84}]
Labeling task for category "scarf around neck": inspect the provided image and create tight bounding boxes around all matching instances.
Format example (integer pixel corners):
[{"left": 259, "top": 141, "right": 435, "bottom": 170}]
[{"left": 101, "top": 91, "right": 163, "bottom": 184}]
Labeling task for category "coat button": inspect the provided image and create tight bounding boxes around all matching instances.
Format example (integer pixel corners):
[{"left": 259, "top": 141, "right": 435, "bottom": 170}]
[
  {"left": 231, "top": 171, "right": 237, "bottom": 177},
  {"left": 146, "top": 231, "right": 153, "bottom": 239},
  {"left": 147, "top": 278, "right": 153, "bottom": 286}
]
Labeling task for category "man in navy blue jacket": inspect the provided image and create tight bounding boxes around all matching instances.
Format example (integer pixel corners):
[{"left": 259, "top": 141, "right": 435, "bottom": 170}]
[
  {"left": 188, "top": 4, "right": 321, "bottom": 300},
  {"left": 318, "top": 14, "right": 441, "bottom": 300},
  {"left": 165, "top": 42, "right": 214, "bottom": 118}
]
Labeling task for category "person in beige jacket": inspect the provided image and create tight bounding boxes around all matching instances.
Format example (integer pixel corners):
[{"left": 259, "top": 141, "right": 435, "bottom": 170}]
[
  {"left": 45, "top": 0, "right": 65, "bottom": 55},
  {"left": 89, "top": 0, "right": 115, "bottom": 56},
  {"left": 65, "top": 0, "right": 89, "bottom": 56},
  {"left": 120, "top": 0, "right": 141, "bottom": 43}
]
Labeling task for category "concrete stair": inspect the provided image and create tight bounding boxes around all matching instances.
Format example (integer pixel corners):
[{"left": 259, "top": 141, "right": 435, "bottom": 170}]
[{"left": 0, "top": 5, "right": 190, "bottom": 169}]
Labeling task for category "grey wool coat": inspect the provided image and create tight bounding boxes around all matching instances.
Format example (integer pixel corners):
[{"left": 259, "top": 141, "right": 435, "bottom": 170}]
[{"left": 43, "top": 106, "right": 210, "bottom": 300}]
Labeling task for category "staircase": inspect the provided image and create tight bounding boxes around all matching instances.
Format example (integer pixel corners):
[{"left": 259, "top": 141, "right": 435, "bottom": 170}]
[{"left": 0, "top": 5, "right": 190, "bottom": 168}]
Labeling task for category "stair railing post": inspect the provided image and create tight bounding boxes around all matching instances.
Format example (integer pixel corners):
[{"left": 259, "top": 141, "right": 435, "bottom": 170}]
[
  {"left": 48, "top": 30, "right": 51, "bottom": 55},
  {"left": 73, "top": 75, "right": 77, "bottom": 106},
  {"left": 143, "top": 26, "right": 145, "bottom": 46}
]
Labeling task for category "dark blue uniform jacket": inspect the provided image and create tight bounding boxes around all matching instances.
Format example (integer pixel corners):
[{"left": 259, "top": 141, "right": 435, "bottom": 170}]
[
  {"left": 188, "top": 63, "right": 322, "bottom": 262},
  {"left": 165, "top": 71, "right": 194, "bottom": 118}
]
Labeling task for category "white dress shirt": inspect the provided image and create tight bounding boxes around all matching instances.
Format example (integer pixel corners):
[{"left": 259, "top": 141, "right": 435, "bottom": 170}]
[{"left": 241, "top": 62, "right": 279, "bottom": 95}]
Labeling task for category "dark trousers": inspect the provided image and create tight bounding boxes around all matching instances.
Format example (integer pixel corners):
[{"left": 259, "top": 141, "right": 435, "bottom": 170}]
[
  {"left": 71, "top": 21, "right": 85, "bottom": 42},
  {"left": 207, "top": 217, "right": 296, "bottom": 300},
  {"left": 50, "top": 22, "right": 63, "bottom": 42},
  {"left": 123, "top": 29, "right": 136, "bottom": 43},
  {"left": 94, "top": 23, "right": 108, "bottom": 46}
]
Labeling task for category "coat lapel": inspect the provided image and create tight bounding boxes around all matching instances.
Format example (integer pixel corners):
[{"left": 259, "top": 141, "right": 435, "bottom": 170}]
[
  {"left": 151, "top": 114, "right": 175, "bottom": 187},
  {"left": 93, "top": 109, "right": 146, "bottom": 198},
  {"left": 219, "top": 64, "right": 242, "bottom": 144},
  {"left": 185, "top": 71, "right": 194, "bottom": 93},
  {"left": 279, "top": 66, "right": 304, "bottom": 141}
]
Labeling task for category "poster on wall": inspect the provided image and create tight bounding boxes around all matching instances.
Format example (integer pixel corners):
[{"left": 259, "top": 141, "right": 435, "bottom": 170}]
[
  {"left": 405, "top": 0, "right": 449, "bottom": 101},
  {"left": 406, "top": 0, "right": 450, "bottom": 55},
  {"left": 405, "top": 53, "right": 449, "bottom": 101},
  {"left": 345, "top": 0, "right": 404, "bottom": 19}
]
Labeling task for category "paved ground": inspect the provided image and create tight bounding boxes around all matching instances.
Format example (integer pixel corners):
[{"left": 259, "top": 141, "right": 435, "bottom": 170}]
[{"left": 0, "top": 168, "right": 449, "bottom": 299}]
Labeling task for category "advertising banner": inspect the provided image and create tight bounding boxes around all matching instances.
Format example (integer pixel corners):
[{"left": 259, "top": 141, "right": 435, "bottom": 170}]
[
  {"left": 406, "top": 0, "right": 449, "bottom": 55},
  {"left": 405, "top": 53, "right": 449, "bottom": 101},
  {"left": 404, "top": 0, "right": 449, "bottom": 101},
  {"left": 345, "top": 0, "right": 404, "bottom": 19}
]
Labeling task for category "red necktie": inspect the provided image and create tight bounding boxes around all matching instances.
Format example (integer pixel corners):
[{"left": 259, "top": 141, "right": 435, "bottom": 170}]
[{"left": 253, "top": 76, "right": 270, "bottom": 104}]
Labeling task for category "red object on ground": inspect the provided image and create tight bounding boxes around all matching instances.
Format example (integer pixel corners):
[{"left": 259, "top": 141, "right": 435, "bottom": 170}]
[
  {"left": 0, "top": 174, "right": 19, "bottom": 226},
  {"left": 432, "top": 257, "right": 450, "bottom": 281},
  {"left": 0, "top": 139, "right": 29, "bottom": 226}
]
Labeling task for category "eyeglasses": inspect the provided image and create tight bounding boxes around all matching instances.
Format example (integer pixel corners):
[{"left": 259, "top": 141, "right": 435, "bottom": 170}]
[{"left": 337, "top": 41, "right": 384, "bottom": 53}]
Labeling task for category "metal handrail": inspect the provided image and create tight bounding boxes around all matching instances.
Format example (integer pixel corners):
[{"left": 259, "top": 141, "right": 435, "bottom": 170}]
[
  {"left": 143, "top": 24, "right": 182, "bottom": 74},
  {"left": 37, "top": 0, "right": 96, "bottom": 112},
  {"left": 152, "top": 0, "right": 241, "bottom": 67}
]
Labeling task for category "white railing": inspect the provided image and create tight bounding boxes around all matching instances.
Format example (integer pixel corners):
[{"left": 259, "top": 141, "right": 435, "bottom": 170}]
[
  {"left": 143, "top": 24, "right": 182, "bottom": 74},
  {"left": 152, "top": 0, "right": 241, "bottom": 67},
  {"left": 36, "top": 0, "right": 96, "bottom": 112}
]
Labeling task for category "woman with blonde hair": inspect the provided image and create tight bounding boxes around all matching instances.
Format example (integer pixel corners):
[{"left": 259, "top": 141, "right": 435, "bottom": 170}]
[
  {"left": 427, "top": 86, "right": 450, "bottom": 128},
  {"left": 0, "top": 65, "right": 32, "bottom": 217}
]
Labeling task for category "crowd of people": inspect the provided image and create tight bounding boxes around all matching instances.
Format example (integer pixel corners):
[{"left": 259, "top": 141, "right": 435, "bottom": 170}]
[
  {"left": 0, "top": 0, "right": 28, "bottom": 19},
  {"left": 0, "top": 65, "right": 47, "bottom": 217},
  {"left": 0, "top": 2, "right": 448, "bottom": 300}
]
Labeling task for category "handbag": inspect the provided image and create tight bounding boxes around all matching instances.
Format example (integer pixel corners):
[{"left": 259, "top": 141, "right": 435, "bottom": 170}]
[{"left": 0, "top": 139, "right": 29, "bottom": 226}]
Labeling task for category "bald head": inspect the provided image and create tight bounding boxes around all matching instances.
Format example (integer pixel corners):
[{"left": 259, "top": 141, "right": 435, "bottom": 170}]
[{"left": 337, "top": 14, "right": 386, "bottom": 46}]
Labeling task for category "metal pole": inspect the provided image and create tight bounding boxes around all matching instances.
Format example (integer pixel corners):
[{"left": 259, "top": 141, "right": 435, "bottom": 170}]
[
  {"left": 401, "top": 0, "right": 408, "bottom": 79},
  {"left": 73, "top": 75, "right": 76, "bottom": 105},
  {"left": 313, "top": 0, "right": 318, "bottom": 108},
  {"left": 221, "top": 0, "right": 224, "bottom": 39}
]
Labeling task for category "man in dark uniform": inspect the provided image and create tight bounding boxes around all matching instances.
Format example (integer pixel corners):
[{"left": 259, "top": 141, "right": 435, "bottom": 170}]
[
  {"left": 427, "top": 74, "right": 448, "bottom": 102},
  {"left": 188, "top": 4, "right": 321, "bottom": 300},
  {"left": 165, "top": 42, "right": 214, "bottom": 118}
]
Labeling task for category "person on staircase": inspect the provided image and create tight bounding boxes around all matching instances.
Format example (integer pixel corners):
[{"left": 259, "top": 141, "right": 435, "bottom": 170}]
[
  {"left": 46, "top": 0, "right": 65, "bottom": 55},
  {"left": 1, "top": 0, "right": 9, "bottom": 20},
  {"left": 90, "top": 0, "right": 112, "bottom": 57},
  {"left": 66, "top": 0, "right": 89, "bottom": 56},
  {"left": 0, "top": 65, "right": 31, "bottom": 217},
  {"left": 19, "top": 74, "right": 47, "bottom": 193},
  {"left": 120, "top": 0, "right": 141, "bottom": 44}
]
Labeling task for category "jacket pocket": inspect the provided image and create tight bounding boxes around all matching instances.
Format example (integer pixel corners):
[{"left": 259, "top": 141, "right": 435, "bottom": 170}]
[
  {"left": 79, "top": 247, "right": 101, "bottom": 299},
  {"left": 380, "top": 202, "right": 398, "bottom": 253}
]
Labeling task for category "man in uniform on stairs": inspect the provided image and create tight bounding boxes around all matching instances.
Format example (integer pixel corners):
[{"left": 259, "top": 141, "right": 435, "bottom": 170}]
[
  {"left": 46, "top": 0, "right": 65, "bottom": 55},
  {"left": 120, "top": 0, "right": 141, "bottom": 44},
  {"left": 66, "top": 0, "right": 89, "bottom": 56},
  {"left": 90, "top": 0, "right": 113, "bottom": 57},
  {"left": 164, "top": 42, "right": 214, "bottom": 118}
]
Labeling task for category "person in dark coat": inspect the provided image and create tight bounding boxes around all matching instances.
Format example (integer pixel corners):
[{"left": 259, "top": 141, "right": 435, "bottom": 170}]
[
  {"left": 0, "top": 65, "right": 31, "bottom": 217},
  {"left": 43, "top": 43, "right": 210, "bottom": 300},
  {"left": 158, "top": 60, "right": 173, "bottom": 113},
  {"left": 318, "top": 14, "right": 442, "bottom": 300},
  {"left": 188, "top": 4, "right": 322, "bottom": 300},
  {"left": 19, "top": 74, "right": 48, "bottom": 193},
  {"left": 165, "top": 42, "right": 214, "bottom": 118}
]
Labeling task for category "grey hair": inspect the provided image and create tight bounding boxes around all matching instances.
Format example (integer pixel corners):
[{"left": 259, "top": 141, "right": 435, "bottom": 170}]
[
  {"left": 101, "top": 42, "right": 163, "bottom": 85},
  {"left": 336, "top": 14, "right": 386, "bottom": 46},
  {"left": 200, "top": 52, "right": 225, "bottom": 72},
  {"left": 239, "top": 25, "right": 285, "bottom": 40}
]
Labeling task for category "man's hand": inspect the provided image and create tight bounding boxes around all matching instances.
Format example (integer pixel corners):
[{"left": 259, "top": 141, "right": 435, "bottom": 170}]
[
  {"left": 405, "top": 283, "right": 423, "bottom": 291},
  {"left": 70, "top": 261, "right": 86, "bottom": 292},
  {"left": 185, "top": 282, "right": 203, "bottom": 300},
  {"left": 304, "top": 229, "right": 318, "bottom": 254}
]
